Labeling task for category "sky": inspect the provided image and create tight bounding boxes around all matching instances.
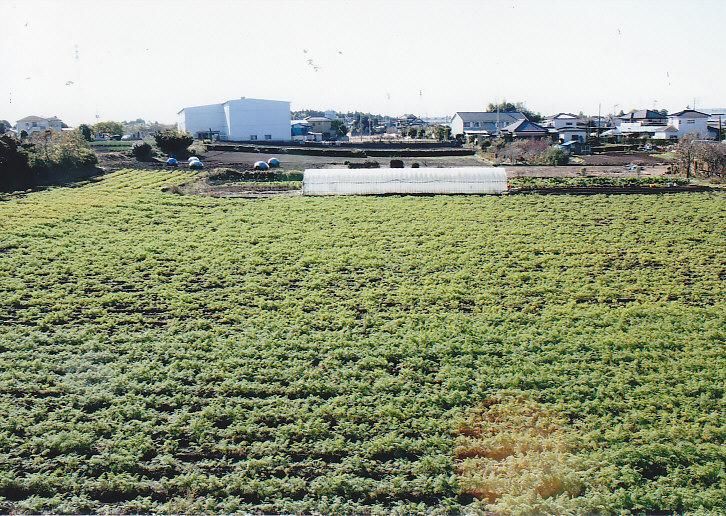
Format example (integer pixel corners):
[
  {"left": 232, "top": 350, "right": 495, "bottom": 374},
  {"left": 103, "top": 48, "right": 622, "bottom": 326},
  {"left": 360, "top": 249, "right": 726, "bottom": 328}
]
[{"left": 1, "top": 0, "right": 725, "bottom": 126}]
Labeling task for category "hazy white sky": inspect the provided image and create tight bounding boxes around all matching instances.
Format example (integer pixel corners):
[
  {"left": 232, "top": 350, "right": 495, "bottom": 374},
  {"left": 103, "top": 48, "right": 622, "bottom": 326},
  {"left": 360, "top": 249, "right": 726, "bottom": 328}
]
[{"left": 2, "top": 0, "right": 725, "bottom": 125}]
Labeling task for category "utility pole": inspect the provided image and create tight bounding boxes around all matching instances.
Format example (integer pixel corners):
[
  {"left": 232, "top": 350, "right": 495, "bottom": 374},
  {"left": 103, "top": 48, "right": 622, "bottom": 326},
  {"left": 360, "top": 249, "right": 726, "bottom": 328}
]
[{"left": 597, "top": 102, "right": 602, "bottom": 145}]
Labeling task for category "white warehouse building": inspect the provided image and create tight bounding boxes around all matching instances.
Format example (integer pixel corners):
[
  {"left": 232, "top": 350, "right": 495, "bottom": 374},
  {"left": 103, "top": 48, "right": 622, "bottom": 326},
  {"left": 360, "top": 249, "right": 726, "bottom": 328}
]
[{"left": 177, "top": 97, "right": 291, "bottom": 141}]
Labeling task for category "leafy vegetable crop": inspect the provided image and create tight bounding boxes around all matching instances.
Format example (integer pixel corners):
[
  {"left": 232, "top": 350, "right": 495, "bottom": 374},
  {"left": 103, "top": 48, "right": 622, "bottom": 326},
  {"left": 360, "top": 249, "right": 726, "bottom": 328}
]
[{"left": 0, "top": 170, "right": 723, "bottom": 513}]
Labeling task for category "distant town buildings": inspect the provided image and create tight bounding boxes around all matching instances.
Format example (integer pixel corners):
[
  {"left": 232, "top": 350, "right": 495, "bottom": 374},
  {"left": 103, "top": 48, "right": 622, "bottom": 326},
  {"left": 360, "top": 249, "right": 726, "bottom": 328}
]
[
  {"left": 612, "top": 109, "right": 711, "bottom": 140},
  {"left": 177, "top": 97, "right": 291, "bottom": 141}
]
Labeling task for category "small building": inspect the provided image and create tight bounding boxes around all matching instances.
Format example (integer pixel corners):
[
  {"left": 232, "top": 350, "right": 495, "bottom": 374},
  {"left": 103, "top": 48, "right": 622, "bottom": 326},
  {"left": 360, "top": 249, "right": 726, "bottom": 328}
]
[
  {"left": 557, "top": 126, "right": 588, "bottom": 143},
  {"left": 291, "top": 120, "right": 311, "bottom": 136},
  {"left": 557, "top": 140, "right": 592, "bottom": 155},
  {"left": 15, "top": 115, "right": 64, "bottom": 136},
  {"left": 499, "top": 119, "right": 549, "bottom": 139},
  {"left": 652, "top": 125, "right": 679, "bottom": 140},
  {"left": 291, "top": 120, "right": 315, "bottom": 142},
  {"left": 450, "top": 111, "right": 527, "bottom": 137},
  {"left": 177, "top": 97, "right": 291, "bottom": 141}
]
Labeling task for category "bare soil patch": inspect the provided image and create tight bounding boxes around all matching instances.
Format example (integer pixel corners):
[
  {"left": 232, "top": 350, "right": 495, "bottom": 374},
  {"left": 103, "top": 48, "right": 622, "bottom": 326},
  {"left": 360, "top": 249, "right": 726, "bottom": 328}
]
[
  {"left": 581, "top": 152, "right": 671, "bottom": 166},
  {"left": 507, "top": 164, "right": 669, "bottom": 177}
]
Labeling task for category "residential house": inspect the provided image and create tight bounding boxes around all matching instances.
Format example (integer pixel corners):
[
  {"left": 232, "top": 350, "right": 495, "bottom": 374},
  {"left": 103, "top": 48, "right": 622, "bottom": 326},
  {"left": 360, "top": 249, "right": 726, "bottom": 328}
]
[
  {"left": 450, "top": 111, "right": 527, "bottom": 137},
  {"left": 542, "top": 113, "right": 584, "bottom": 130},
  {"left": 177, "top": 97, "right": 291, "bottom": 141},
  {"left": 396, "top": 114, "right": 427, "bottom": 129},
  {"left": 499, "top": 119, "right": 549, "bottom": 139},
  {"left": 666, "top": 110, "right": 710, "bottom": 139},
  {"left": 618, "top": 110, "right": 667, "bottom": 135},
  {"left": 15, "top": 115, "right": 64, "bottom": 136},
  {"left": 305, "top": 116, "right": 334, "bottom": 139},
  {"left": 542, "top": 113, "right": 589, "bottom": 143}
]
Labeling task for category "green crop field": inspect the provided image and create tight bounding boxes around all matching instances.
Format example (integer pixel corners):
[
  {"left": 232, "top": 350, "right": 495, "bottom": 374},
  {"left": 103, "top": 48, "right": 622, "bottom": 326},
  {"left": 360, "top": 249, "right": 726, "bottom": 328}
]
[{"left": 0, "top": 170, "right": 724, "bottom": 514}]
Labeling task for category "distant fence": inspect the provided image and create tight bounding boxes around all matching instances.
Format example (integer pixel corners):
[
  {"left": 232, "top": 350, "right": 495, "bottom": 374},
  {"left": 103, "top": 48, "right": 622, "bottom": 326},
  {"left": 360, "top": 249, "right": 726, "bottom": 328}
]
[{"left": 207, "top": 143, "right": 474, "bottom": 158}]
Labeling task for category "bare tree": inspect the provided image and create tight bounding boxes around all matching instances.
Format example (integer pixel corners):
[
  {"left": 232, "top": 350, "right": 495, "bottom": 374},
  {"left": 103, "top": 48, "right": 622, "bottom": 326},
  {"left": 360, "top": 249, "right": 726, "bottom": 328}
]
[
  {"left": 674, "top": 134, "right": 699, "bottom": 178},
  {"left": 695, "top": 142, "right": 726, "bottom": 178}
]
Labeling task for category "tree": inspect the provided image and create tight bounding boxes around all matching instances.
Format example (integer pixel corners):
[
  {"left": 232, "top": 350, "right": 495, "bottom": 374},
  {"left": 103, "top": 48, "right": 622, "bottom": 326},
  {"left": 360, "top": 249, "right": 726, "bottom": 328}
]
[
  {"left": 330, "top": 120, "right": 348, "bottom": 138},
  {"left": 486, "top": 100, "right": 543, "bottom": 122},
  {"left": 407, "top": 127, "right": 418, "bottom": 139},
  {"left": 694, "top": 142, "right": 726, "bottom": 178},
  {"left": 0, "top": 134, "right": 31, "bottom": 189},
  {"left": 434, "top": 125, "right": 447, "bottom": 141},
  {"left": 78, "top": 124, "right": 93, "bottom": 141},
  {"left": 92, "top": 121, "right": 123, "bottom": 136},
  {"left": 674, "top": 135, "right": 699, "bottom": 178}
]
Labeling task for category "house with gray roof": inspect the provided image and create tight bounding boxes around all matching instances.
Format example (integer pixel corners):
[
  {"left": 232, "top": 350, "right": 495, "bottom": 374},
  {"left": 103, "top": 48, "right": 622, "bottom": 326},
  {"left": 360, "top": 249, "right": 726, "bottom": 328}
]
[
  {"left": 499, "top": 119, "right": 549, "bottom": 139},
  {"left": 542, "top": 113, "right": 584, "bottom": 130},
  {"left": 450, "top": 111, "right": 526, "bottom": 137}
]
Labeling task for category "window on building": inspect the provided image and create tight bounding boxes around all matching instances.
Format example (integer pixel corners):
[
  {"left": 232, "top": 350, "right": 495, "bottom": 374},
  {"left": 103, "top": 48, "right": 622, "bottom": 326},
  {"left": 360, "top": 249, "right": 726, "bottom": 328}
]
[
  {"left": 686, "top": 120, "right": 695, "bottom": 124},
  {"left": 566, "top": 122, "right": 573, "bottom": 126},
  {"left": 250, "top": 135, "right": 258, "bottom": 140},
  {"left": 265, "top": 134, "right": 272, "bottom": 140},
  {"left": 32, "top": 122, "right": 37, "bottom": 127},
  {"left": 463, "top": 122, "right": 470, "bottom": 128}
]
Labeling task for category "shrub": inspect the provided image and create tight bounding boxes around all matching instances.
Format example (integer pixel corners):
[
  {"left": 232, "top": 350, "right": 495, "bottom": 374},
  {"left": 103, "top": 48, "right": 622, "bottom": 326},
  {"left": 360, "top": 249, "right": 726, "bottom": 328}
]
[
  {"left": 154, "top": 130, "right": 194, "bottom": 157},
  {"left": 348, "top": 161, "right": 380, "bottom": 169},
  {"left": 390, "top": 159, "right": 404, "bottom": 168},
  {"left": 132, "top": 142, "right": 153, "bottom": 161},
  {"left": 188, "top": 141, "right": 207, "bottom": 157},
  {"left": 411, "top": 162, "right": 420, "bottom": 168},
  {"left": 0, "top": 134, "right": 31, "bottom": 189},
  {"left": 538, "top": 147, "right": 569, "bottom": 166}
]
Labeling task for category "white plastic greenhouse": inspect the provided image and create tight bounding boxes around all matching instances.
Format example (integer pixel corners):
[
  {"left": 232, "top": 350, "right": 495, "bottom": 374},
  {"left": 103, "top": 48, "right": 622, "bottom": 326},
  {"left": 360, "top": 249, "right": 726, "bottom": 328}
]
[{"left": 302, "top": 167, "right": 507, "bottom": 196}]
